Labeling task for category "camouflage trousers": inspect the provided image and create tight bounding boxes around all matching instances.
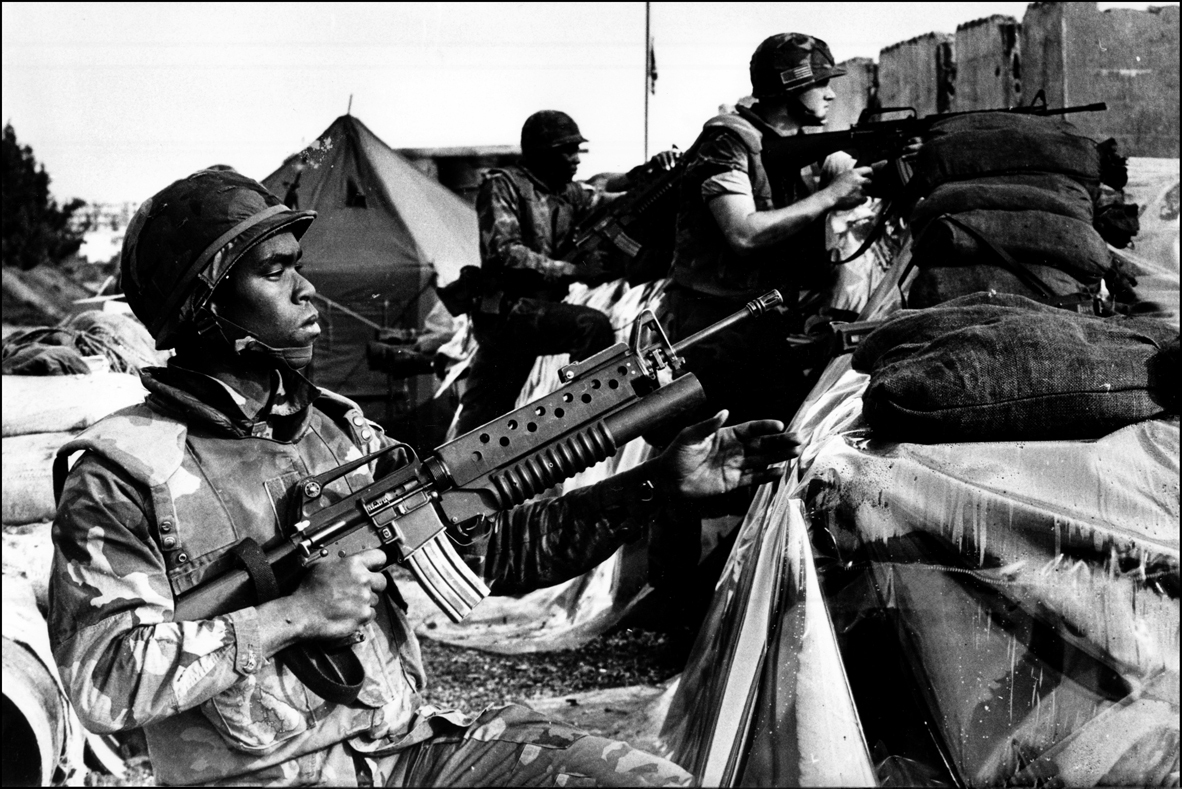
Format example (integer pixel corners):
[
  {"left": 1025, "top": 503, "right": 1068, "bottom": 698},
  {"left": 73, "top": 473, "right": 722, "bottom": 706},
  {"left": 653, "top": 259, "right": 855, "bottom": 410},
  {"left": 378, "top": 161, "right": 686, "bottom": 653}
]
[{"left": 362, "top": 703, "right": 693, "bottom": 787}]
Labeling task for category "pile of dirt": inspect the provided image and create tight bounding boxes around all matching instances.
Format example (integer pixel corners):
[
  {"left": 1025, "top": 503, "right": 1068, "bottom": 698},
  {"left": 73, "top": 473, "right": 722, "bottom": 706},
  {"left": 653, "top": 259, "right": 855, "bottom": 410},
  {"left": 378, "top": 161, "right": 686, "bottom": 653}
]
[{"left": 1, "top": 265, "right": 92, "bottom": 326}]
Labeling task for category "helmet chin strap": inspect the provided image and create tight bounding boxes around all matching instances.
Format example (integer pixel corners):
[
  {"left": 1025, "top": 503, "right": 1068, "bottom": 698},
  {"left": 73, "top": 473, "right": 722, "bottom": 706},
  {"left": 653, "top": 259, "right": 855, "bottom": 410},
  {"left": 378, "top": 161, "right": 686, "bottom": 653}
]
[
  {"left": 195, "top": 308, "right": 314, "bottom": 371},
  {"left": 789, "top": 91, "right": 826, "bottom": 127}
]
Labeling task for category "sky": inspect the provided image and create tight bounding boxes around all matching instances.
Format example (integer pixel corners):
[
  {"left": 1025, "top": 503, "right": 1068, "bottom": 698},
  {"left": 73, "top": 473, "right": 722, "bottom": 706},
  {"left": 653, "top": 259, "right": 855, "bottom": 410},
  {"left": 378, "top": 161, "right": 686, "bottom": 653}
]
[{"left": 2, "top": 1, "right": 1172, "bottom": 205}]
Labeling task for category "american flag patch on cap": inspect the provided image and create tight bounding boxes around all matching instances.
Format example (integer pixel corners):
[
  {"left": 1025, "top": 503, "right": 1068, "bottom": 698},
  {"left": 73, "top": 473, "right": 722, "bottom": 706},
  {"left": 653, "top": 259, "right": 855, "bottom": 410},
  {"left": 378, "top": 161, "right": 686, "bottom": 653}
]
[{"left": 780, "top": 62, "right": 813, "bottom": 84}]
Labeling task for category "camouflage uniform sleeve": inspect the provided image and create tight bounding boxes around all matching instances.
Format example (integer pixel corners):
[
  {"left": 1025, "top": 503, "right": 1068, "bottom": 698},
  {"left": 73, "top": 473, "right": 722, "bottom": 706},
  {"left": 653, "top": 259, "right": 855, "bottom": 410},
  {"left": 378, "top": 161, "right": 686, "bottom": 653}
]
[
  {"left": 477, "top": 173, "right": 572, "bottom": 280},
  {"left": 466, "top": 463, "right": 665, "bottom": 595},
  {"left": 48, "top": 453, "right": 262, "bottom": 734}
]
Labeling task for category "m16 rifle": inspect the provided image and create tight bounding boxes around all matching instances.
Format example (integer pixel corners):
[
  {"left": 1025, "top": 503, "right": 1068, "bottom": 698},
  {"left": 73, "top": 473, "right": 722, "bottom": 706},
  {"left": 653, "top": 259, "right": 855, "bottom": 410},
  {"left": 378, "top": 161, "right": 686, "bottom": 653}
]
[
  {"left": 174, "top": 290, "right": 783, "bottom": 635},
  {"left": 760, "top": 91, "right": 1108, "bottom": 188},
  {"left": 564, "top": 159, "right": 689, "bottom": 286}
]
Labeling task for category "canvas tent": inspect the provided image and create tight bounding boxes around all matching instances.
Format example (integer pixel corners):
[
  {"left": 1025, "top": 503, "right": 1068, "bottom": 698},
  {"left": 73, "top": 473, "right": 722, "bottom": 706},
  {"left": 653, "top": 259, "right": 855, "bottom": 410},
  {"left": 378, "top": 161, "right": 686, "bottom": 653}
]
[{"left": 262, "top": 114, "right": 477, "bottom": 430}]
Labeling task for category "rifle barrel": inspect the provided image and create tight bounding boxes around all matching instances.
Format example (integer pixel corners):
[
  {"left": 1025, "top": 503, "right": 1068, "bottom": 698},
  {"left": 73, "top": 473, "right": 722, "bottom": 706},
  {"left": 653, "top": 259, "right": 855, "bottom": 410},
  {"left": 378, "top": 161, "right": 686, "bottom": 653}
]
[
  {"left": 672, "top": 290, "right": 783, "bottom": 355},
  {"left": 1055, "top": 101, "right": 1107, "bottom": 114}
]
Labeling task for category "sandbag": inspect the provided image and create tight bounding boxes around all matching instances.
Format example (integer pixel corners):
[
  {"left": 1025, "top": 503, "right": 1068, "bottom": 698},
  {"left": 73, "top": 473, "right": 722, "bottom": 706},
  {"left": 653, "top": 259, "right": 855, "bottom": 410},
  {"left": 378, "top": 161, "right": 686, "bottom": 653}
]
[
  {"left": 1, "top": 373, "right": 147, "bottom": 437},
  {"left": 911, "top": 209, "right": 1112, "bottom": 281},
  {"left": 924, "top": 110, "right": 1087, "bottom": 138},
  {"left": 910, "top": 181, "right": 1094, "bottom": 233},
  {"left": 2, "top": 433, "right": 73, "bottom": 526},
  {"left": 2, "top": 522, "right": 54, "bottom": 610},
  {"left": 853, "top": 292, "right": 1060, "bottom": 371},
  {"left": 907, "top": 264, "right": 1092, "bottom": 310},
  {"left": 858, "top": 296, "right": 1178, "bottom": 442},
  {"left": 913, "top": 129, "right": 1101, "bottom": 197}
]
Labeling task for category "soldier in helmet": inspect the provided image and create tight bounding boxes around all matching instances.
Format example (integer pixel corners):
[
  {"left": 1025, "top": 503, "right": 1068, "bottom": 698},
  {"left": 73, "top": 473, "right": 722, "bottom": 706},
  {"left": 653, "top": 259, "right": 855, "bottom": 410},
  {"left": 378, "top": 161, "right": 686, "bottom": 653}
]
[
  {"left": 48, "top": 168, "right": 799, "bottom": 786},
  {"left": 455, "top": 110, "right": 677, "bottom": 435},
  {"left": 663, "top": 33, "right": 874, "bottom": 428}
]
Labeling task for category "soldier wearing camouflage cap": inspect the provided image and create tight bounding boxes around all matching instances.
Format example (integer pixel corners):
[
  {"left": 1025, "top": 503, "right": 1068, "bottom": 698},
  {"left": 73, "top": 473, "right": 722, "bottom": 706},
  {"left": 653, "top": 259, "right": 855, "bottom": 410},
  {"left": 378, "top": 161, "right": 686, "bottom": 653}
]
[
  {"left": 662, "top": 32, "right": 875, "bottom": 430},
  {"left": 455, "top": 110, "right": 678, "bottom": 435},
  {"left": 48, "top": 167, "right": 799, "bottom": 785}
]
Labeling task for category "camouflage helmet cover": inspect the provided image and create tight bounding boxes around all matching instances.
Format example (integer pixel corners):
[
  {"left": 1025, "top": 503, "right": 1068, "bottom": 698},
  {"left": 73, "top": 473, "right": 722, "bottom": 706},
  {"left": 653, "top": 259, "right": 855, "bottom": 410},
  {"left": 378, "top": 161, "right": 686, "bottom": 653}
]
[
  {"left": 750, "top": 33, "right": 847, "bottom": 99},
  {"left": 121, "top": 169, "right": 316, "bottom": 350},
  {"left": 520, "top": 110, "right": 588, "bottom": 155}
]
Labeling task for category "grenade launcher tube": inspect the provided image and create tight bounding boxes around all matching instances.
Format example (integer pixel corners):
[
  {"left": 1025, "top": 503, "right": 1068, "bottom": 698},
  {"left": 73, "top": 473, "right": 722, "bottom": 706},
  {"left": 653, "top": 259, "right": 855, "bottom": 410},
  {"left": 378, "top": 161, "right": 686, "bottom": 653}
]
[{"left": 602, "top": 373, "right": 705, "bottom": 445}]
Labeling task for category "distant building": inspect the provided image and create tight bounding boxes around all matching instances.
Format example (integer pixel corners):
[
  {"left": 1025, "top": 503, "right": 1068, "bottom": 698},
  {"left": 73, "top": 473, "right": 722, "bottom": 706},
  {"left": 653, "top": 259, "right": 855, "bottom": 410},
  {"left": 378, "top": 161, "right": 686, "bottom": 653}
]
[
  {"left": 394, "top": 145, "right": 520, "bottom": 204},
  {"left": 71, "top": 201, "right": 139, "bottom": 264}
]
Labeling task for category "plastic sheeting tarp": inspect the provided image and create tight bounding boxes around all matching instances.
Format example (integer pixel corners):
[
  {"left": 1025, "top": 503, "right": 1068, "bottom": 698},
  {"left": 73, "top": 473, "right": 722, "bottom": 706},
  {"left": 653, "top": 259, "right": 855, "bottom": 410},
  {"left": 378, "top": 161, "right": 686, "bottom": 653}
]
[
  {"left": 804, "top": 371, "right": 1179, "bottom": 786},
  {"left": 1119, "top": 158, "right": 1179, "bottom": 326},
  {"left": 660, "top": 359, "right": 879, "bottom": 786},
  {"left": 664, "top": 350, "right": 1179, "bottom": 786}
]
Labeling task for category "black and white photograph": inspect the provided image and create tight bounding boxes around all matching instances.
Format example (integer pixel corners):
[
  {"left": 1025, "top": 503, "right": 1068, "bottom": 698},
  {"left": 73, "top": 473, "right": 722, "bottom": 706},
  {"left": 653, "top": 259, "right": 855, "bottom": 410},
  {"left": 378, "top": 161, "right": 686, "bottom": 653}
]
[{"left": 2, "top": 2, "right": 1178, "bottom": 786}]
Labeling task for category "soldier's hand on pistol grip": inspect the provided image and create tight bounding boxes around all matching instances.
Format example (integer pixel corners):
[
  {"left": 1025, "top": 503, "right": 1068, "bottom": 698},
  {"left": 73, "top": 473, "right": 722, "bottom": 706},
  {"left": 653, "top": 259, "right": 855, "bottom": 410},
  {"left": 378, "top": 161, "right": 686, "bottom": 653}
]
[
  {"left": 827, "top": 166, "right": 874, "bottom": 210},
  {"left": 289, "top": 548, "right": 387, "bottom": 642}
]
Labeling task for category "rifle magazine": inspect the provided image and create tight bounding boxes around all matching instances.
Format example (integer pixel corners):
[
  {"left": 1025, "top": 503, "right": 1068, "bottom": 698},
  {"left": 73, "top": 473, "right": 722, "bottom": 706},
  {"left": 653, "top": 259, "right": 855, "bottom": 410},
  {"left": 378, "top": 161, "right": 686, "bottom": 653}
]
[{"left": 406, "top": 533, "right": 490, "bottom": 623}]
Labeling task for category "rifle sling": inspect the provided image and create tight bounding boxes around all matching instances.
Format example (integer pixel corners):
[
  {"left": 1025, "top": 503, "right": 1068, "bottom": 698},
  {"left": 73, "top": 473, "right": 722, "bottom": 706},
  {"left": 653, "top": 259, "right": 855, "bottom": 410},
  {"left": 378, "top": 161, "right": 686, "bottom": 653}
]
[
  {"left": 833, "top": 199, "right": 895, "bottom": 265},
  {"left": 902, "top": 213, "right": 1100, "bottom": 314},
  {"left": 229, "top": 538, "right": 365, "bottom": 705}
]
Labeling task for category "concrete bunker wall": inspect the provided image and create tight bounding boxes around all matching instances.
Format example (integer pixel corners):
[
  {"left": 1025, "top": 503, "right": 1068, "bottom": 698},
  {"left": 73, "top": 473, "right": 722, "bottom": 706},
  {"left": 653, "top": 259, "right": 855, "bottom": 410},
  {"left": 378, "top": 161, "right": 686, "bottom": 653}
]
[{"left": 844, "top": 2, "right": 1178, "bottom": 157}]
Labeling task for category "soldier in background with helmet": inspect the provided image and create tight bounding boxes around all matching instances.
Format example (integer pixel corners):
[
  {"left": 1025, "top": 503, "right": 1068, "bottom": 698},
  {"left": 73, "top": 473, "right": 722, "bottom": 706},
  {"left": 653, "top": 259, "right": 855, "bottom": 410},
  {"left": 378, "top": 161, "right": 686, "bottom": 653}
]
[
  {"left": 47, "top": 168, "right": 799, "bottom": 786},
  {"left": 455, "top": 110, "right": 677, "bottom": 435},
  {"left": 663, "top": 33, "right": 875, "bottom": 428}
]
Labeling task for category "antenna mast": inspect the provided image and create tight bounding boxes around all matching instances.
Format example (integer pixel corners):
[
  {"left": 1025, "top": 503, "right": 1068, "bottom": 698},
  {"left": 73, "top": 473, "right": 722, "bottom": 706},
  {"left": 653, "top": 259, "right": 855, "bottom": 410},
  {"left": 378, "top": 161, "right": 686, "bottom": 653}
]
[{"left": 644, "top": 2, "right": 651, "bottom": 160}]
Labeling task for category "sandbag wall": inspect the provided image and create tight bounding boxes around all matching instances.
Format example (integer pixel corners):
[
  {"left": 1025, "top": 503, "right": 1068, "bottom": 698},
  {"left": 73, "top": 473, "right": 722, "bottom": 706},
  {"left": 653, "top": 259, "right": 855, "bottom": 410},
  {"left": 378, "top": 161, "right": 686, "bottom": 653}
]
[
  {"left": 906, "top": 113, "right": 1126, "bottom": 307},
  {"left": 2, "top": 371, "right": 147, "bottom": 786}
]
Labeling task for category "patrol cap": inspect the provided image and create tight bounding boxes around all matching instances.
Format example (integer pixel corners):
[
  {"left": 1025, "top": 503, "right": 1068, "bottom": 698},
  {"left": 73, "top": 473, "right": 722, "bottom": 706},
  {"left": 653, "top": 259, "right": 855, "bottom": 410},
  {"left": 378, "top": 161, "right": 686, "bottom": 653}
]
[
  {"left": 121, "top": 169, "right": 316, "bottom": 349},
  {"left": 521, "top": 110, "right": 588, "bottom": 154},
  {"left": 750, "top": 33, "right": 846, "bottom": 99}
]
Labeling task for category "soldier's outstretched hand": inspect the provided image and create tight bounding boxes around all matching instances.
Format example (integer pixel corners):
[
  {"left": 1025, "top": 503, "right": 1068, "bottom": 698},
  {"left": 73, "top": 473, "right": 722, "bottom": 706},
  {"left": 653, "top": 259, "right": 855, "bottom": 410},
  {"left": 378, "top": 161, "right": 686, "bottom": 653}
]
[{"left": 659, "top": 410, "right": 801, "bottom": 500}]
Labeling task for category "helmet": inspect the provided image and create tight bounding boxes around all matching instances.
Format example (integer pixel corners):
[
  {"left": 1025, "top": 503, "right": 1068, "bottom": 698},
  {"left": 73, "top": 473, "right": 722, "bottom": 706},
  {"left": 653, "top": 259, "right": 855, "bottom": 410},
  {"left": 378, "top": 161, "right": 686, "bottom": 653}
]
[
  {"left": 750, "top": 33, "right": 846, "bottom": 99},
  {"left": 121, "top": 169, "right": 316, "bottom": 350},
  {"left": 520, "top": 110, "right": 587, "bottom": 156}
]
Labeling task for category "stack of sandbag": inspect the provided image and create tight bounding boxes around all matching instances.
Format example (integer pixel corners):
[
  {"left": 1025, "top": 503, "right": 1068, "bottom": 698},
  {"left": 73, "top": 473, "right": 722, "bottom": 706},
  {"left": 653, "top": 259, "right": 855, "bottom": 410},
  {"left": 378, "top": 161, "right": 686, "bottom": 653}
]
[
  {"left": 906, "top": 113, "right": 1128, "bottom": 308},
  {"left": 2, "top": 368, "right": 149, "bottom": 610}
]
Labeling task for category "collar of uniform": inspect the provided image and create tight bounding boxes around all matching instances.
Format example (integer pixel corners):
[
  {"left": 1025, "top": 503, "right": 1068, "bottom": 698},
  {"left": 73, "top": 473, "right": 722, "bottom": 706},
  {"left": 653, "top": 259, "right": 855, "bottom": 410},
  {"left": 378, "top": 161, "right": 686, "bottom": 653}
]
[{"left": 140, "top": 363, "right": 321, "bottom": 440}]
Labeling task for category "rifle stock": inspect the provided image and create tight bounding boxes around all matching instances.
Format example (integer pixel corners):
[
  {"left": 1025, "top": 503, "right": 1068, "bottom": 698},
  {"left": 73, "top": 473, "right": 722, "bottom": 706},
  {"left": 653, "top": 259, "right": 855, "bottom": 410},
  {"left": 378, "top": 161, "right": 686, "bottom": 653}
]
[{"left": 174, "top": 290, "right": 783, "bottom": 627}]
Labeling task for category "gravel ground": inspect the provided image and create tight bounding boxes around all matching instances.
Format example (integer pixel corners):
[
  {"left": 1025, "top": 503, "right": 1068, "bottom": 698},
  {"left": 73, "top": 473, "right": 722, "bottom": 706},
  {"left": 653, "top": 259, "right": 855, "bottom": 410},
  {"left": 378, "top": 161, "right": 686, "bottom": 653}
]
[{"left": 416, "top": 626, "right": 688, "bottom": 713}]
